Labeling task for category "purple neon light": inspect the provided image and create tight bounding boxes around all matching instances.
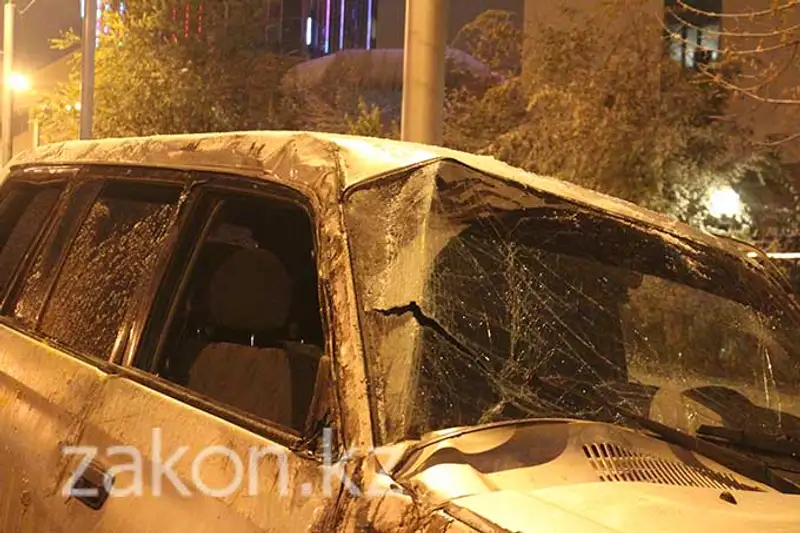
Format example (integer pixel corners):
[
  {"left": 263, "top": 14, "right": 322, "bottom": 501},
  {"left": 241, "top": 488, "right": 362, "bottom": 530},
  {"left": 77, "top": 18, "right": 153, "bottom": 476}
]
[
  {"left": 366, "top": 0, "right": 373, "bottom": 49},
  {"left": 339, "top": 0, "right": 345, "bottom": 50},
  {"left": 324, "top": 0, "right": 331, "bottom": 53}
]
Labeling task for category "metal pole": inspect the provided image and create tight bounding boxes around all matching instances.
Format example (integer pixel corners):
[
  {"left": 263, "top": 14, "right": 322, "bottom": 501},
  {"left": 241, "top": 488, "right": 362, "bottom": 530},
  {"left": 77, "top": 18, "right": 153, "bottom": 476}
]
[
  {"left": 400, "top": 0, "right": 447, "bottom": 146},
  {"left": 2, "top": 1, "right": 15, "bottom": 165},
  {"left": 31, "top": 117, "right": 39, "bottom": 148},
  {"left": 80, "top": 0, "right": 96, "bottom": 140}
]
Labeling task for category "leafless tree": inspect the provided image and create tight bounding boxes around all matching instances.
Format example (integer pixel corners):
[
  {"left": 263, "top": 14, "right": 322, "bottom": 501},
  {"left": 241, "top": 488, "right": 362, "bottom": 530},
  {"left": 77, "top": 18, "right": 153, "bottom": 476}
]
[{"left": 664, "top": 0, "right": 800, "bottom": 145}]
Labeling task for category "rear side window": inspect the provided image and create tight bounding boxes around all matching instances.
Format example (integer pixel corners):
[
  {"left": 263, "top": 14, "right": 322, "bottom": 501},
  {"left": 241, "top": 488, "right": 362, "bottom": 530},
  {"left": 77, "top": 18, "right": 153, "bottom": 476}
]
[
  {"left": 37, "top": 182, "right": 181, "bottom": 360},
  {"left": 0, "top": 182, "right": 63, "bottom": 300}
]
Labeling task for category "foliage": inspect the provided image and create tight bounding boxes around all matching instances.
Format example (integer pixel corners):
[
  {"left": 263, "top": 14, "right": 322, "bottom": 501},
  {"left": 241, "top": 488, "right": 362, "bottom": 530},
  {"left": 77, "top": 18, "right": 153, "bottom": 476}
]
[
  {"left": 345, "top": 98, "right": 399, "bottom": 138},
  {"left": 34, "top": 0, "right": 797, "bottom": 249},
  {"left": 450, "top": 10, "right": 521, "bottom": 76},
  {"left": 36, "top": 1, "right": 299, "bottom": 142},
  {"left": 735, "top": 153, "right": 800, "bottom": 246},
  {"left": 281, "top": 50, "right": 404, "bottom": 137},
  {"left": 445, "top": 2, "right": 755, "bottom": 217},
  {"left": 664, "top": 0, "right": 800, "bottom": 148}
]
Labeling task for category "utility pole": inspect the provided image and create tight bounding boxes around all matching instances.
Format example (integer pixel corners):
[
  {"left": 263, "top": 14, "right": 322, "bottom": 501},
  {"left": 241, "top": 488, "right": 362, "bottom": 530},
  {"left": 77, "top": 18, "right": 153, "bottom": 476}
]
[
  {"left": 400, "top": 0, "right": 448, "bottom": 146},
  {"left": 2, "top": 0, "right": 15, "bottom": 165},
  {"left": 80, "top": 0, "right": 96, "bottom": 140},
  {"left": 30, "top": 116, "right": 38, "bottom": 148}
]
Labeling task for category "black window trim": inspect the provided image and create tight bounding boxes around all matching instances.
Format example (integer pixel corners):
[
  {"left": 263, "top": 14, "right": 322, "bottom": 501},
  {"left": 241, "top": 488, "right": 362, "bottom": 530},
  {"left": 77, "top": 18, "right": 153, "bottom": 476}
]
[
  {"left": 0, "top": 176, "right": 72, "bottom": 311},
  {"left": 28, "top": 174, "right": 185, "bottom": 356},
  {"left": 0, "top": 165, "right": 192, "bottom": 368},
  {"left": 28, "top": 180, "right": 105, "bottom": 330}
]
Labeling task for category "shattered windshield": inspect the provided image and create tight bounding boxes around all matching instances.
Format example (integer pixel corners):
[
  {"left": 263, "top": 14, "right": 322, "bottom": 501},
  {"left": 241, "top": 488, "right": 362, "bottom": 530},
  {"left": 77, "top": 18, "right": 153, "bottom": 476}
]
[{"left": 344, "top": 161, "right": 800, "bottom": 446}]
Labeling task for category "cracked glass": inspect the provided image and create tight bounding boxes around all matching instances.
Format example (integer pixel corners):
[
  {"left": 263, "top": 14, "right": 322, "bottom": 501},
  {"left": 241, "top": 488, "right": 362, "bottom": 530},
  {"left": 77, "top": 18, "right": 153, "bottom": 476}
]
[
  {"left": 38, "top": 182, "right": 182, "bottom": 359},
  {"left": 0, "top": 183, "right": 63, "bottom": 300},
  {"left": 344, "top": 161, "right": 800, "bottom": 448}
]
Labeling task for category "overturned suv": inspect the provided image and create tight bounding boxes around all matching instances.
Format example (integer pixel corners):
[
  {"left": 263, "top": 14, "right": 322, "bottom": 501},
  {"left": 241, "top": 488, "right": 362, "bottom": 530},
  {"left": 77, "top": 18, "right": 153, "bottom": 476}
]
[{"left": 0, "top": 132, "right": 799, "bottom": 533}]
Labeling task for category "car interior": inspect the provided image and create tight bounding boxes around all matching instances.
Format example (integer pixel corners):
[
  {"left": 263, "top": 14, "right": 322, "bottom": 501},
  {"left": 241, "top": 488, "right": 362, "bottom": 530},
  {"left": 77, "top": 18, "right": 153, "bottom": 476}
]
[{"left": 155, "top": 197, "right": 330, "bottom": 436}]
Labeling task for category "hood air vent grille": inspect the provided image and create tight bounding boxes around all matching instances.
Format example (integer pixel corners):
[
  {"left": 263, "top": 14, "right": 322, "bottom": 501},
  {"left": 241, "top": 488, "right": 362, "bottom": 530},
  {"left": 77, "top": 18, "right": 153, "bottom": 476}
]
[{"left": 583, "top": 442, "right": 762, "bottom": 492}]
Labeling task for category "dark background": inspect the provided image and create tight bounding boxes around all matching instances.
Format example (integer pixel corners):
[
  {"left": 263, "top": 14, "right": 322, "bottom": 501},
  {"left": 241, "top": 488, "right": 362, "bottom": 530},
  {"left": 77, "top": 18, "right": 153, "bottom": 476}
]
[{"left": 1, "top": 1, "right": 81, "bottom": 71}]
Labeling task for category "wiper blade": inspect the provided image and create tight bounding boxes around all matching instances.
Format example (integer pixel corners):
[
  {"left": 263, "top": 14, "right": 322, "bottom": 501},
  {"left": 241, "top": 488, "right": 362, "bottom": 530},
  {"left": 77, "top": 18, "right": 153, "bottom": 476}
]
[
  {"left": 628, "top": 415, "right": 800, "bottom": 494},
  {"left": 558, "top": 380, "right": 800, "bottom": 494},
  {"left": 697, "top": 425, "right": 800, "bottom": 458}
]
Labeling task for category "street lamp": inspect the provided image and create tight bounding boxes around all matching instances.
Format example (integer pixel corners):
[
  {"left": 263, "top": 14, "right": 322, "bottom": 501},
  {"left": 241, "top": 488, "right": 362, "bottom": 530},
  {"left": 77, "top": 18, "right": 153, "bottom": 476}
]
[
  {"left": 0, "top": 69, "right": 30, "bottom": 162},
  {"left": 8, "top": 71, "right": 29, "bottom": 92},
  {"left": 707, "top": 186, "right": 743, "bottom": 219},
  {"left": 1, "top": 0, "right": 16, "bottom": 166}
]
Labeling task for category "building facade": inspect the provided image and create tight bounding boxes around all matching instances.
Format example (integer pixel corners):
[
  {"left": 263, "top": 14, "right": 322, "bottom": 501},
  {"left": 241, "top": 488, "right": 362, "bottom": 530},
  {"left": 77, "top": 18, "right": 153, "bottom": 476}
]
[
  {"left": 81, "top": 1, "right": 305, "bottom": 54},
  {"left": 303, "top": 0, "right": 378, "bottom": 57},
  {"left": 79, "top": 0, "right": 384, "bottom": 57}
]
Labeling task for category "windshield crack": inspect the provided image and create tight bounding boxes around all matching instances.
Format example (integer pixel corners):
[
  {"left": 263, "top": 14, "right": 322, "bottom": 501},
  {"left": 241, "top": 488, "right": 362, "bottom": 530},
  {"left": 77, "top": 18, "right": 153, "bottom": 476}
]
[{"left": 376, "top": 301, "right": 485, "bottom": 364}]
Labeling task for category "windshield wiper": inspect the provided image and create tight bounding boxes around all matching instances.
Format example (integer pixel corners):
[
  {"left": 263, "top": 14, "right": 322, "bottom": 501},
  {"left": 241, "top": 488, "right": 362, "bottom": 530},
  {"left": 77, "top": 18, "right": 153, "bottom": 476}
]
[
  {"left": 696, "top": 425, "right": 800, "bottom": 458},
  {"left": 621, "top": 413, "right": 800, "bottom": 494},
  {"left": 558, "top": 380, "right": 800, "bottom": 494}
]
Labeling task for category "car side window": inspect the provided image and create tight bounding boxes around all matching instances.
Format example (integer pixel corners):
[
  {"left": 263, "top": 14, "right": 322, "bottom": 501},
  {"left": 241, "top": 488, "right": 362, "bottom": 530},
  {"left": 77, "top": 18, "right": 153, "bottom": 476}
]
[
  {"left": 0, "top": 182, "right": 64, "bottom": 302},
  {"left": 8, "top": 181, "right": 101, "bottom": 326},
  {"left": 143, "top": 192, "right": 328, "bottom": 435},
  {"left": 36, "top": 181, "right": 181, "bottom": 360}
]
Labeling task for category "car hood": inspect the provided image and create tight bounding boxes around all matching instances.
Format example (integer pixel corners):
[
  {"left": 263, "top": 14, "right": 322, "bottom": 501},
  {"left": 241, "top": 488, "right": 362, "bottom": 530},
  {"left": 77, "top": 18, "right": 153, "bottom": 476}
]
[
  {"left": 449, "top": 483, "right": 800, "bottom": 533},
  {"left": 387, "top": 420, "right": 800, "bottom": 532}
]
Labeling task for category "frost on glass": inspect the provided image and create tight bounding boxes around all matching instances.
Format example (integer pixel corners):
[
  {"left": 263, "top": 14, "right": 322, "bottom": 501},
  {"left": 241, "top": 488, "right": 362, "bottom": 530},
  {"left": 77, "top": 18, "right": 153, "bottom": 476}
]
[
  {"left": 13, "top": 182, "right": 99, "bottom": 325},
  {"left": 0, "top": 185, "right": 62, "bottom": 297},
  {"left": 38, "top": 187, "right": 180, "bottom": 359},
  {"left": 344, "top": 162, "right": 800, "bottom": 446}
]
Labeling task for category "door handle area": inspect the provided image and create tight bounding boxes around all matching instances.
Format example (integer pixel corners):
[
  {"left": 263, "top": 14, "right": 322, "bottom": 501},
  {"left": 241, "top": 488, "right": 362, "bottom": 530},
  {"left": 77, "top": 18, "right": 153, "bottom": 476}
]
[{"left": 71, "top": 462, "right": 114, "bottom": 511}]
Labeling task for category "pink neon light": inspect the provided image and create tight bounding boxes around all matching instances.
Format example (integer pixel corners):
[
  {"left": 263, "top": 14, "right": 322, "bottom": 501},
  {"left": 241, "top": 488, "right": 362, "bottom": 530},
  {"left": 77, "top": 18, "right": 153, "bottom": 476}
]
[
  {"left": 366, "top": 0, "right": 373, "bottom": 49},
  {"left": 339, "top": 0, "right": 345, "bottom": 50},
  {"left": 324, "top": 0, "right": 332, "bottom": 53}
]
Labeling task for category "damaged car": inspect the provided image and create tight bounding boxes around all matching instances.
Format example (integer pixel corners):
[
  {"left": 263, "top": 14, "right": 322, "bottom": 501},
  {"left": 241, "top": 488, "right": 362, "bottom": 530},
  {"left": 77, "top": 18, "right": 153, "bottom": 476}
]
[{"left": 0, "top": 131, "right": 798, "bottom": 532}]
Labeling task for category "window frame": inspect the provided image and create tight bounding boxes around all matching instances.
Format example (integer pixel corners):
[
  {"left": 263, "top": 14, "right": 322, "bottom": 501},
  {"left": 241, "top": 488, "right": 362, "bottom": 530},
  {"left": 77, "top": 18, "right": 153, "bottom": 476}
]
[
  {"left": 0, "top": 175, "right": 71, "bottom": 309},
  {"left": 34, "top": 170, "right": 187, "bottom": 363},
  {"left": 663, "top": 0, "right": 722, "bottom": 69},
  {"left": 0, "top": 166, "right": 85, "bottom": 325},
  {"left": 0, "top": 165, "right": 190, "bottom": 369},
  {"left": 0, "top": 163, "right": 339, "bottom": 455},
  {"left": 125, "top": 174, "right": 335, "bottom": 453}
]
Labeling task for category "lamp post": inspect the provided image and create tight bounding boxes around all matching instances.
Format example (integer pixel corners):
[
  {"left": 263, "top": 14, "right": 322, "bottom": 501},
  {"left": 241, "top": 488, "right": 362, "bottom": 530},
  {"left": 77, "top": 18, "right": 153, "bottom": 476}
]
[
  {"left": 2, "top": 0, "right": 15, "bottom": 165},
  {"left": 400, "top": 0, "right": 448, "bottom": 146},
  {"left": 80, "top": 0, "right": 96, "bottom": 140},
  {"left": 30, "top": 115, "right": 38, "bottom": 148}
]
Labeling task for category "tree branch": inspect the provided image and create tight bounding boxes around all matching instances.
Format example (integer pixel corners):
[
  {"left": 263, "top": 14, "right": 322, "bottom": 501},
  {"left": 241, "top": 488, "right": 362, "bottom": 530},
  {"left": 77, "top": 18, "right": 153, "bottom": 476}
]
[{"left": 673, "top": 0, "right": 800, "bottom": 20}]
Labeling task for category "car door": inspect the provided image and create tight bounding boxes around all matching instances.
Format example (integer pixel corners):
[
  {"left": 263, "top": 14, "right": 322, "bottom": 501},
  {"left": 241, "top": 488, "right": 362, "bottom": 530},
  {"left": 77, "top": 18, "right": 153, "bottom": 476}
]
[
  {"left": 0, "top": 172, "right": 76, "bottom": 533},
  {"left": 0, "top": 169, "right": 164, "bottom": 533},
  {"left": 62, "top": 175, "right": 346, "bottom": 532}
]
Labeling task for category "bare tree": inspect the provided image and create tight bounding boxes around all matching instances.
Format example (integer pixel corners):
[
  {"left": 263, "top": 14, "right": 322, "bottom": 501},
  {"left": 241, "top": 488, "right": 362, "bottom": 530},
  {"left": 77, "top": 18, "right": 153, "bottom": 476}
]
[{"left": 664, "top": 0, "right": 800, "bottom": 145}]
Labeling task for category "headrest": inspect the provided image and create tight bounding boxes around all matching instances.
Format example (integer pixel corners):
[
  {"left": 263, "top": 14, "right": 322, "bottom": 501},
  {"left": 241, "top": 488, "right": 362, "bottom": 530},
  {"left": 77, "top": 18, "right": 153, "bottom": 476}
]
[{"left": 206, "top": 247, "right": 292, "bottom": 331}]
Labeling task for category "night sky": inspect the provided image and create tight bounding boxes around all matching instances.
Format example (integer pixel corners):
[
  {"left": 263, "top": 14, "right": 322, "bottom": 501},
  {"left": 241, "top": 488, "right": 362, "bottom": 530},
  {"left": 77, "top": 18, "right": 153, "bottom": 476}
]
[{"left": 1, "top": 0, "right": 81, "bottom": 71}]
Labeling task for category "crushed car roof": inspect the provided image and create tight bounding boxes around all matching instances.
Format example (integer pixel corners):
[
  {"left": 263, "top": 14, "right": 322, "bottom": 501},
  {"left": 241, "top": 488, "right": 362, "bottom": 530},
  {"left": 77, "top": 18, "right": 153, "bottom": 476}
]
[{"left": 4, "top": 130, "right": 749, "bottom": 256}]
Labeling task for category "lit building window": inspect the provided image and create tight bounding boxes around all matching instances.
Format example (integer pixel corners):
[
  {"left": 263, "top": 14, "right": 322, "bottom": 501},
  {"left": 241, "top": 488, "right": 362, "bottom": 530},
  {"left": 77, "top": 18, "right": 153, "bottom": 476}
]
[
  {"left": 305, "top": 0, "right": 378, "bottom": 57},
  {"left": 667, "top": 23, "right": 720, "bottom": 67},
  {"left": 664, "top": 0, "right": 721, "bottom": 68}
]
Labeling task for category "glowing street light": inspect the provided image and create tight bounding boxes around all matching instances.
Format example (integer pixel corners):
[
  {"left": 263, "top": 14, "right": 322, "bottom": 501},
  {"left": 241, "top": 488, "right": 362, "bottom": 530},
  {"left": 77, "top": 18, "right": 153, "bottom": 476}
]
[
  {"left": 707, "top": 186, "right": 743, "bottom": 219},
  {"left": 8, "top": 72, "right": 30, "bottom": 93}
]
